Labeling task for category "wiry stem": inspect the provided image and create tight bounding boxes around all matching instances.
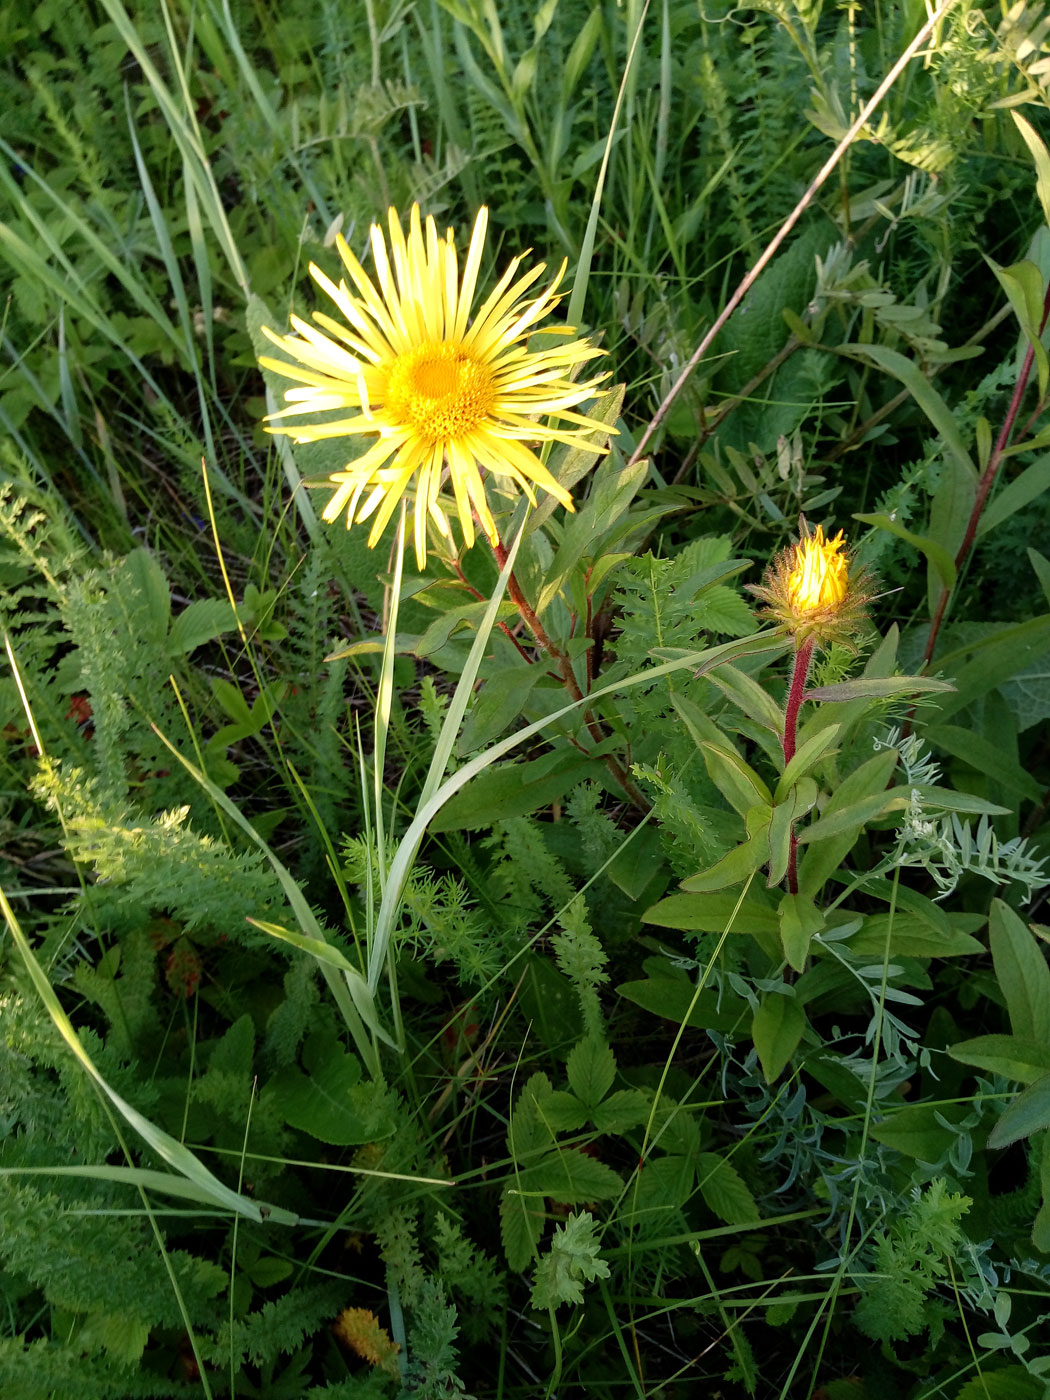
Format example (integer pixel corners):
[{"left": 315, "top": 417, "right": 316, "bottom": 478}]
[
  {"left": 922, "top": 279, "right": 1050, "bottom": 670},
  {"left": 783, "top": 637, "right": 815, "bottom": 893},
  {"left": 492, "top": 539, "right": 649, "bottom": 812}
]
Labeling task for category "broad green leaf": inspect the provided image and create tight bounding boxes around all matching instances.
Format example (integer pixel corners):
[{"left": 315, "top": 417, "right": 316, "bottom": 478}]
[
  {"left": 988, "top": 1075, "right": 1050, "bottom": 1150},
  {"left": 927, "top": 724, "right": 1044, "bottom": 803},
  {"left": 752, "top": 992, "right": 806, "bottom": 1083},
  {"left": 796, "top": 788, "right": 907, "bottom": 845},
  {"left": 774, "top": 724, "right": 840, "bottom": 802},
  {"left": 949, "top": 1034, "right": 1050, "bottom": 1085},
  {"left": 797, "top": 748, "right": 899, "bottom": 896},
  {"left": 696, "top": 1152, "right": 760, "bottom": 1225},
  {"left": 706, "top": 661, "right": 786, "bottom": 736},
  {"left": 978, "top": 450, "right": 1050, "bottom": 538},
  {"left": 853, "top": 512, "right": 956, "bottom": 590},
  {"left": 803, "top": 675, "right": 954, "bottom": 703},
  {"left": 988, "top": 255, "right": 1049, "bottom": 398},
  {"left": 566, "top": 1038, "right": 616, "bottom": 1109},
  {"left": 500, "top": 1184, "right": 545, "bottom": 1270},
  {"left": 266, "top": 1035, "right": 396, "bottom": 1146},
  {"left": 932, "top": 615, "right": 1050, "bottom": 724},
  {"left": 681, "top": 804, "right": 772, "bottom": 892},
  {"left": 415, "top": 598, "right": 517, "bottom": 657},
  {"left": 779, "top": 893, "right": 825, "bottom": 973},
  {"left": 848, "top": 914, "right": 983, "bottom": 960},
  {"left": 123, "top": 547, "right": 171, "bottom": 638},
  {"left": 990, "top": 899, "right": 1050, "bottom": 1043},
  {"left": 1029, "top": 547, "right": 1050, "bottom": 608},
  {"left": 641, "top": 891, "right": 779, "bottom": 938},
  {"left": 767, "top": 779, "right": 817, "bottom": 888},
  {"left": 591, "top": 1089, "right": 648, "bottom": 1134},
  {"left": 700, "top": 740, "right": 773, "bottom": 817},
  {"left": 1013, "top": 111, "right": 1050, "bottom": 227},
  {"left": 168, "top": 597, "right": 238, "bottom": 654},
  {"left": 524, "top": 1149, "right": 623, "bottom": 1203},
  {"left": 457, "top": 661, "right": 549, "bottom": 753},
  {"left": 615, "top": 976, "right": 748, "bottom": 1034},
  {"left": 542, "top": 1092, "right": 590, "bottom": 1132},
  {"left": 869, "top": 1101, "right": 972, "bottom": 1162},
  {"left": 432, "top": 750, "right": 595, "bottom": 831},
  {"left": 836, "top": 342, "right": 976, "bottom": 482}
]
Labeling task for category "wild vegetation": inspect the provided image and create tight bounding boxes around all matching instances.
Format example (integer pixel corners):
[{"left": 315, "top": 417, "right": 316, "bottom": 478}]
[{"left": 3, "top": 2, "right": 1050, "bottom": 1397}]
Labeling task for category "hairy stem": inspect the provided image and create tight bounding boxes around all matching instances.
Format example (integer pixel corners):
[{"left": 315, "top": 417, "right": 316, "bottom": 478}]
[{"left": 783, "top": 637, "right": 815, "bottom": 894}]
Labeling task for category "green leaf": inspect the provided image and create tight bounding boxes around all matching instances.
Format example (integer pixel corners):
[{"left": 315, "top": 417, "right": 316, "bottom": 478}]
[
  {"left": 927, "top": 724, "right": 1044, "bottom": 803},
  {"left": 266, "top": 1034, "right": 396, "bottom": 1146},
  {"left": 933, "top": 615, "right": 1050, "bottom": 725},
  {"left": 988, "top": 255, "right": 1050, "bottom": 398},
  {"left": 990, "top": 898, "right": 1050, "bottom": 1043},
  {"left": 1013, "top": 110, "right": 1050, "bottom": 226},
  {"left": 836, "top": 342, "right": 977, "bottom": 482},
  {"left": 695, "top": 1152, "right": 760, "bottom": 1225},
  {"left": 869, "top": 1102, "right": 972, "bottom": 1162},
  {"left": 432, "top": 750, "right": 595, "bottom": 831},
  {"left": 457, "top": 661, "right": 549, "bottom": 753},
  {"left": 542, "top": 1092, "right": 590, "bottom": 1132},
  {"left": 988, "top": 1075, "right": 1050, "bottom": 1150},
  {"left": 591, "top": 1089, "right": 649, "bottom": 1134},
  {"left": 767, "top": 779, "right": 816, "bottom": 889},
  {"left": 706, "top": 661, "right": 785, "bottom": 736},
  {"left": 525, "top": 1149, "right": 623, "bottom": 1204},
  {"left": 779, "top": 893, "right": 825, "bottom": 973},
  {"left": 955, "top": 1367, "right": 1044, "bottom": 1400},
  {"left": 500, "top": 1183, "right": 545, "bottom": 1271},
  {"left": 848, "top": 914, "right": 983, "bottom": 960},
  {"left": 752, "top": 992, "right": 806, "bottom": 1083},
  {"left": 123, "top": 547, "right": 171, "bottom": 638},
  {"left": 797, "top": 748, "right": 899, "bottom": 896},
  {"left": 680, "top": 804, "right": 772, "bottom": 892},
  {"left": 566, "top": 1038, "right": 616, "bottom": 1109},
  {"left": 530, "top": 1211, "right": 610, "bottom": 1310},
  {"left": 615, "top": 975, "right": 748, "bottom": 1034},
  {"left": 949, "top": 1034, "right": 1050, "bottom": 1085},
  {"left": 978, "top": 450, "right": 1050, "bottom": 538},
  {"left": 700, "top": 740, "right": 773, "bottom": 817},
  {"left": 642, "top": 891, "right": 779, "bottom": 937},
  {"left": 168, "top": 597, "right": 238, "bottom": 655},
  {"left": 796, "top": 789, "right": 907, "bottom": 845},
  {"left": 853, "top": 512, "right": 956, "bottom": 590},
  {"left": 774, "top": 724, "right": 839, "bottom": 802},
  {"left": 803, "top": 675, "right": 954, "bottom": 703}
]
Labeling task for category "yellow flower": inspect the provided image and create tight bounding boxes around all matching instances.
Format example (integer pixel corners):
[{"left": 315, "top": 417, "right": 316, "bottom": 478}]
[
  {"left": 786, "top": 525, "right": 848, "bottom": 613},
  {"left": 259, "top": 204, "right": 611, "bottom": 567},
  {"left": 748, "top": 519, "right": 872, "bottom": 650}
]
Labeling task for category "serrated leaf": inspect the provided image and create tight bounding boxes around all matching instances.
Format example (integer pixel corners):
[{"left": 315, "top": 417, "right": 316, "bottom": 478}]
[
  {"left": 566, "top": 1038, "right": 616, "bottom": 1109},
  {"left": 541, "top": 1091, "right": 590, "bottom": 1133},
  {"left": 696, "top": 1152, "right": 759, "bottom": 1225},
  {"left": 266, "top": 1035, "right": 395, "bottom": 1146},
  {"left": 500, "top": 1183, "right": 545, "bottom": 1271},
  {"left": 591, "top": 1089, "right": 648, "bottom": 1134},
  {"left": 168, "top": 597, "right": 238, "bottom": 654},
  {"left": 526, "top": 1148, "right": 623, "bottom": 1203}
]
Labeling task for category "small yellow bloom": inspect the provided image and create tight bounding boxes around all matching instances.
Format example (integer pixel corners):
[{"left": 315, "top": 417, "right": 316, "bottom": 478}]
[
  {"left": 748, "top": 518, "right": 872, "bottom": 650},
  {"left": 259, "top": 204, "right": 611, "bottom": 568},
  {"left": 786, "top": 526, "right": 848, "bottom": 614}
]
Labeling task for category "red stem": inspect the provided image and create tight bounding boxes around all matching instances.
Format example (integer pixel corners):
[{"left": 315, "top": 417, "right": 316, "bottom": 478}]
[
  {"left": 783, "top": 637, "right": 815, "bottom": 895},
  {"left": 923, "top": 279, "right": 1050, "bottom": 669}
]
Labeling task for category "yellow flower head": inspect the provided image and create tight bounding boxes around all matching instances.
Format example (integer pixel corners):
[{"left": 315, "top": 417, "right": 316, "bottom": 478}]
[
  {"left": 259, "top": 204, "right": 611, "bottom": 568},
  {"left": 786, "top": 525, "right": 848, "bottom": 613},
  {"left": 749, "top": 519, "right": 872, "bottom": 649}
]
